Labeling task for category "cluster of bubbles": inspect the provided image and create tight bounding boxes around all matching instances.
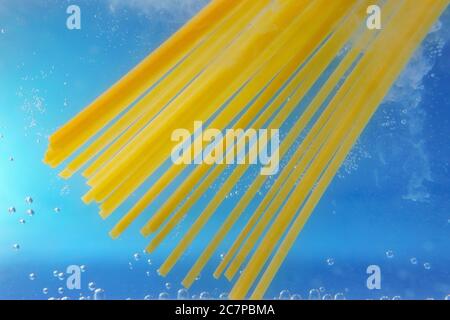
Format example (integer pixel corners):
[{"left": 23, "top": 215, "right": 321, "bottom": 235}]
[
  {"left": 276, "top": 289, "right": 345, "bottom": 300},
  {"left": 387, "top": 252, "right": 432, "bottom": 271}
]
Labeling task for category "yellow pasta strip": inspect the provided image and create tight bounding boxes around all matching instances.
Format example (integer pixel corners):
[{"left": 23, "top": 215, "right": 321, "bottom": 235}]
[
  {"left": 82, "top": 0, "right": 311, "bottom": 204},
  {"left": 59, "top": 0, "right": 267, "bottom": 179},
  {"left": 45, "top": 0, "right": 241, "bottom": 167},
  {"left": 229, "top": 0, "right": 441, "bottom": 299},
  {"left": 250, "top": 1, "right": 448, "bottom": 299},
  {"left": 155, "top": 0, "right": 357, "bottom": 277},
  {"left": 137, "top": 0, "right": 353, "bottom": 238}
]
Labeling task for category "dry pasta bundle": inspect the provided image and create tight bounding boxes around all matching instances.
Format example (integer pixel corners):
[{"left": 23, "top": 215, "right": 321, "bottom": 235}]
[{"left": 44, "top": 0, "right": 448, "bottom": 299}]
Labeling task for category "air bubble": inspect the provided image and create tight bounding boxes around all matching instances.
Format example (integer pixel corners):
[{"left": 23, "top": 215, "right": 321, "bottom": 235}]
[
  {"left": 334, "top": 293, "right": 346, "bottom": 300},
  {"left": 26, "top": 209, "right": 35, "bottom": 216},
  {"left": 58, "top": 287, "right": 64, "bottom": 294},
  {"left": 25, "top": 196, "right": 33, "bottom": 204},
  {"left": 423, "top": 262, "right": 431, "bottom": 270},
  {"left": 158, "top": 292, "right": 169, "bottom": 300},
  {"left": 219, "top": 292, "right": 229, "bottom": 300},
  {"left": 410, "top": 257, "right": 418, "bottom": 265},
  {"left": 278, "top": 290, "right": 291, "bottom": 300},
  {"left": 165, "top": 282, "right": 172, "bottom": 290},
  {"left": 308, "top": 289, "right": 321, "bottom": 300},
  {"left": 42, "top": 288, "right": 49, "bottom": 295},
  {"left": 199, "top": 291, "right": 210, "bottom": 300},
  {"left": 177, "top": 288, "right": 189, "bottom": 300},
  {"left": 29, "top": 273, "right": 36, "bottom": 280},
  {"left": 88, "top": 282, "right": 96, "bottom": 291},
  {"left": 94, "top": 288, "right": 105, "bottom": 300},
  {"left": 133, "top": 253, "right": 141, "bottom": 261},
  {"left": 326, "top": 257, "right": 335, "bottom": 266},
  {"left": 386, "top": 250, "right": 394, "bottom": 258},
  {"left": 8, "top": 207, "right": 16, "bottom": 214},
  {"left": 12, "top": 243, "right": 20, "bottom": 250}
]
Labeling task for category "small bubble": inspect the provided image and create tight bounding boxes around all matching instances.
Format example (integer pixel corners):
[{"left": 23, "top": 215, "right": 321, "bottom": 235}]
[
  {"left": 61, "top": 296, "right": 69, "bottom": 300},
  {"left": 278, "top": 290, "right": 291, "bottom": 300},
  {"left": 145, "top": 271, "right": 151, "bottom": 277},
  {"left": 94, "top": 288, "right": 105, "bottom": 300},
  {"left": 199, "top": 291, "right": 210, "bottom": 300},
  {"left": 165, "top": 282, "right": 172, "bottom": 290},
  {"left": 80, "top": 265, "right": 86, "bottom": 272},
  {"left": 133, "top": 253, "right": 141, "bottom": 261},
  {"left": 8, "top": 207, "right": 16, "bottom": 214},
  {"left": 401, "top": 119, "right": 407, "bottom": 125},
  {"left": 57, "top": 272, "right": 65, "bottom": 280},
  {"left": 334, "top": 293, "right": 346, "bottom": 300},
  {"left": 25, "top": 196, "right": 33, "bottom": 204},
  {"left": 29, "top": 273, "right": 36, "bottom": 280},
  {"left": 386, "top": 250, "right": 394, "bottom": 258},
  {"left": 326, "top": 258, "right": 335, "bottom": 266},
  {"left": 290, "top": 294, "right": 302, "bottom": 300},
  {"left": 158, "top": 292, "right": 169, "bottom": 300},
  {"left": 58, "top": 287, "right": 64, "bottom": 294},
  {"left": 0, "top": 28, "right": 5, "bottom": 34},
  {"left": 52, "top": 270, "right": 58, "bottom": 277},
  {"left": 220, "top": 253, "right": 225, "bottom": 260},
  {"left": 308, "top": 289, "right": 321, "bottom": 300},
  {"left": 88, "top": 282, "right": 96, "bottom": 291},
  {"left": 380, "top": 296, "right": 389, "bottom": 300},
  {"left": 19, "top": 218, "right": 26, "bottom": 224},
  {"left": 392, "top": 296, "right": 401, "bottom": 300},
  {"left": 144, "top": 295, "right": 152, "bottom": 300},
  {"left": 219, "top": 292, "right": 229, "bottom": 300},
  {"left": 423, "top": 262, "right": 431, "bottom": 270},
  {"left": 445, "top": 294, "right": 450, "bottom": 300},
  {"left": 322, "top": 294, "right": 333, "bottom": 300},
  {"left": 12, "top": 243, "right": 20, "bottom": 250},
  {"left": 319, "top": 286, "right": 326, "bottom": 292},
  {"left": 177, "top": 288, "right": 189, "bottom": 300},
  {"left": 410, "top": 257, "right": 418, "bottom": 265},
  {"left": 9, "top": 156, "right": 14, "bottom": 161},
  {"left": 26, "top": 209, "right": 35, "bottom": 216},
  {"left": 54, "top": 207, "right": 61, "bottom": 213},
  {"left": 42, "top": 288, "right": 49, "bottom": 295}
]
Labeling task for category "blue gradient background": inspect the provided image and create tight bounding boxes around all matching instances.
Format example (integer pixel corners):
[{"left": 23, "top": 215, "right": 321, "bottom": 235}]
[{"left": 0, "top": 1, "right": 449, "bottom": 300}]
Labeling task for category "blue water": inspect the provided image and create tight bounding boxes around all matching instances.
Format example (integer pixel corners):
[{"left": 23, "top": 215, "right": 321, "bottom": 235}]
[{"left": 0, "top": 1, "right": 449, "bottom": 300}]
